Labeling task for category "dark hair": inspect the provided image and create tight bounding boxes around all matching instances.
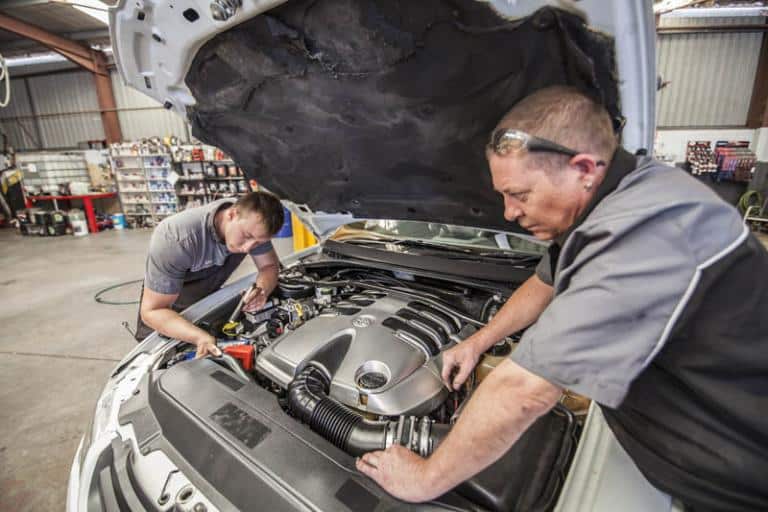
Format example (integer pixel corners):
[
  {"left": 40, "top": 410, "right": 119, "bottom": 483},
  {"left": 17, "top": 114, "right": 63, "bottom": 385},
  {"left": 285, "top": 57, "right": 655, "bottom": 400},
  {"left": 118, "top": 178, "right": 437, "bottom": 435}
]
[{"left": 234, "top": 191, "right": 285, "bottom": 236}]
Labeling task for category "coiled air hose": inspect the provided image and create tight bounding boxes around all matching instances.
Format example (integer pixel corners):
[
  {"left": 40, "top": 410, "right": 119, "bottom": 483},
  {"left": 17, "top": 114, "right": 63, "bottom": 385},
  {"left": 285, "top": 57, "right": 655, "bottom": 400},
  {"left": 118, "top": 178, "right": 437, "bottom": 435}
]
[{"left": 738, "top": 190, "right": 764, "bottom": 215}]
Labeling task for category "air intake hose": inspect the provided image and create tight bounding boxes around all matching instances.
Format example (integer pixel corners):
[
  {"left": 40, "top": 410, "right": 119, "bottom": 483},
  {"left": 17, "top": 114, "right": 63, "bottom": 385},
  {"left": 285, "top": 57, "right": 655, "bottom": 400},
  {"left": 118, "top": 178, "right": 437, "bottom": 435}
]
[{"left": 287, "top": 364, "right": 448, "bottom": 457}]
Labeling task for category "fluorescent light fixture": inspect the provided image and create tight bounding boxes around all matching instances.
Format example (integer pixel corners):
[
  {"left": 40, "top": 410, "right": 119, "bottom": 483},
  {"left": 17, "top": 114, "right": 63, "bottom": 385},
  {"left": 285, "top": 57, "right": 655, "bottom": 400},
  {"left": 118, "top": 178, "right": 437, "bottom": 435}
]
[
  {"left": 4, "top": 45, "right": 112, "bottom": 69},
  {"left": 654, "top": 0, "right": 699, "bottom": 15},
  {"left": 5, "top": 52, "right": 68, "bottom": 68},
  {"left": 70, "top": 0, "right": 110, "bottom": 25}
]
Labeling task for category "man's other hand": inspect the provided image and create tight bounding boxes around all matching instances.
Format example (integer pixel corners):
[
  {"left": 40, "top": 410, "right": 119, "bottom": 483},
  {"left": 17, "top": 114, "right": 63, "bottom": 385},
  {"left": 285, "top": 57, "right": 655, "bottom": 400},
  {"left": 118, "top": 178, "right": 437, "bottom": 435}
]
[
  {"left": 242, "top": 285, "right": 267, "bottom": 312},
  {"left": 356, "top": 446, "right": 441, "bottom": 502},
  {"left": 195, "top": 336, "right": 222, "bottom": 359},
  {"left": 441, "top": 341, "right": 481, "bottom": 390}
]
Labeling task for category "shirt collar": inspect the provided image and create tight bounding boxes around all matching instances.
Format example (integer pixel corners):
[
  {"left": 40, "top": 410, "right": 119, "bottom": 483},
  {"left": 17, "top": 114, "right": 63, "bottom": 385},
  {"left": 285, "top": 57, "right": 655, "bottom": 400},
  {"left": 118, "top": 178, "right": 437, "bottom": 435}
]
[{"left": 553, "top": 147, "right": 637, "bottom": 246}]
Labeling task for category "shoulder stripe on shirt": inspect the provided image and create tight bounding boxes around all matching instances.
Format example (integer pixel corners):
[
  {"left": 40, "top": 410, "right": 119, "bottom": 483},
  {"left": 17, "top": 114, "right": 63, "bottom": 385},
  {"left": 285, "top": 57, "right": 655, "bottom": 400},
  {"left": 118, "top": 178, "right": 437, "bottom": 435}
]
[{"left": 641, "top": 224, "right": 750, "bottom": 368}]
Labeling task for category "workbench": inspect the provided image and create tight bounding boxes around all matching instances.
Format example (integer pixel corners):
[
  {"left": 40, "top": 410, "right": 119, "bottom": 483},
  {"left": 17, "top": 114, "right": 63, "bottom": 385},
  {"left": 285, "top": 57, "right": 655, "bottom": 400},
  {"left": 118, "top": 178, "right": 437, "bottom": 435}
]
[{"left": 25, "top": 192, "right": 118, "bottom": 233}]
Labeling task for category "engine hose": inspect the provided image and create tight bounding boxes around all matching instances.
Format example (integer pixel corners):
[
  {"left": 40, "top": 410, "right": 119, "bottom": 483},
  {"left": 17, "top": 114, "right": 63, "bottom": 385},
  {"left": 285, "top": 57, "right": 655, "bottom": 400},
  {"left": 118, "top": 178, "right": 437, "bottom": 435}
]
[{"left": 287, "top": 364, "right": 448, "bottom": 457}]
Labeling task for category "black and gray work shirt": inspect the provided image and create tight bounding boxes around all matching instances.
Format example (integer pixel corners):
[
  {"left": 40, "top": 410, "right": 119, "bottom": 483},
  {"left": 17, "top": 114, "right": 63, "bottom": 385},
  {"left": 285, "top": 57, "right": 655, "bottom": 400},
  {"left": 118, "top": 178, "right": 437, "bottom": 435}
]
[
  {"left": 145, "top": 198, "right": 273, "bottom": 295},
  {"left": 512, "top": 149, "right": 768, "bottom": 511}
]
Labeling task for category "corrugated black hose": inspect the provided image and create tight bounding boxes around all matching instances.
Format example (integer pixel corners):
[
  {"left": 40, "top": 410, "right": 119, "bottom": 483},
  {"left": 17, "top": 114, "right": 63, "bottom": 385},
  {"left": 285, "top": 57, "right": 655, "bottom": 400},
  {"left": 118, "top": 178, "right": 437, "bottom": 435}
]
[{"left": 287, "top": 364, "right": 448, "bottom": 457}]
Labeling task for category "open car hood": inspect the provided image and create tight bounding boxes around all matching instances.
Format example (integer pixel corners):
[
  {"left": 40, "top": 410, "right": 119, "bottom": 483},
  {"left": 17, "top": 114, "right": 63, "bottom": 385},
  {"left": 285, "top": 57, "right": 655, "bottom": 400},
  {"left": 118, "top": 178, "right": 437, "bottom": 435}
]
[{"left": 111, "top": 0, "right": 655, "bottom": 236}]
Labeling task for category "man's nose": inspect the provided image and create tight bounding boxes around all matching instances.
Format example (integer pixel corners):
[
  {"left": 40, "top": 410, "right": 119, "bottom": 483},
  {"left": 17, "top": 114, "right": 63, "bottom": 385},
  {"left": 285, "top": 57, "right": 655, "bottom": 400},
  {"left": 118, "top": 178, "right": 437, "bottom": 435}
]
[{"left": 504, "top": 203, "right": 523, "bottom": 222}]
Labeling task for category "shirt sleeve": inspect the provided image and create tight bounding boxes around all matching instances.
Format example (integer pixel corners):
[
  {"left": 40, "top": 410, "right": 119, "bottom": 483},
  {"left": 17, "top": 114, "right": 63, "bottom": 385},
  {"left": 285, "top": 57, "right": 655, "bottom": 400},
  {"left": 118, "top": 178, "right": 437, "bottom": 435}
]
[
  {"left": 535, "top": 246, "right": 554, "bottom": 286},
  {"left": 249, "top": 240, "right": 274, "bottom": 256},
  {"left": 511, "top": 216, "right": 696, "bottom": 408},
  {"left": 144, "top": 225, "right": 192, "bottom": 295}
]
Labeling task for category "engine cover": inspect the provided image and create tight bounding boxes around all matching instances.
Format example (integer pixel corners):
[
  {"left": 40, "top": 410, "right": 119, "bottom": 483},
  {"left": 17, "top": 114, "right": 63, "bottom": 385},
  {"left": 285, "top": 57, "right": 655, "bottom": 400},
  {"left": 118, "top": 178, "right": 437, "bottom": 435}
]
[{"left": 255, "top": 292, "right": 457, "bottom": 416}]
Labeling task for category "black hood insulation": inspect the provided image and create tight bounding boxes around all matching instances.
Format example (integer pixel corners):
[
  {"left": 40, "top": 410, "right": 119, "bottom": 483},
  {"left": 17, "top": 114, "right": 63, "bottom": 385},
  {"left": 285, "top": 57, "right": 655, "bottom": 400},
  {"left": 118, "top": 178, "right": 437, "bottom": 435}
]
[{"left": 186, "top": 0, "right": 619, "bottom": 232}]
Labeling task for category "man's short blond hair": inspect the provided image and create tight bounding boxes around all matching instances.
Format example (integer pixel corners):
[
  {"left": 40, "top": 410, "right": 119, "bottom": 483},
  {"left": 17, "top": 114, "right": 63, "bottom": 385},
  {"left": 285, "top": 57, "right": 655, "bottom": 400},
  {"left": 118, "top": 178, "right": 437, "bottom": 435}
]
[{"left": 493, "top": 86, "right": 618, "bottom": 170}]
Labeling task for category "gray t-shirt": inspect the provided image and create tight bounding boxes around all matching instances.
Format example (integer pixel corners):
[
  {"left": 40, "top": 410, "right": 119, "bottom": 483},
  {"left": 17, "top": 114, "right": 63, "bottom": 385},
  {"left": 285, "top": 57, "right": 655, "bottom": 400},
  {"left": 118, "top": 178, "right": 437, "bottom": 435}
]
[
  {"left": 144, "top": 198, "right": 273, "bottom": 295},
  {"left": 512, "top": 157, "right": 745, "bottom": 408}
]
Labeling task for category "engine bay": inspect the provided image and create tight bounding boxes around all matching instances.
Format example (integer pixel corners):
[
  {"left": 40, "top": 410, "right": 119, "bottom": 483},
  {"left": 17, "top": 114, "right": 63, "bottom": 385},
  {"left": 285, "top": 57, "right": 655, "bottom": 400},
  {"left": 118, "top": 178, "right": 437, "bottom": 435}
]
[
  {"left": 167, "top": 263, "right": 516, "bottom": 421},
  {"left": 155, "top": 261, "right": 587, "bottom": 510}
]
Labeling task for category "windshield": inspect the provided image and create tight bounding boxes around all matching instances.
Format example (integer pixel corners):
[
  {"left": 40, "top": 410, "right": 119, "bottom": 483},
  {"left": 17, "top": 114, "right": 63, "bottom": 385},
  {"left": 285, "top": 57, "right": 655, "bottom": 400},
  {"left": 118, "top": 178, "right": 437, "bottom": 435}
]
[{"left": 331, "top": 220, "right": 547, "bottom": 256}]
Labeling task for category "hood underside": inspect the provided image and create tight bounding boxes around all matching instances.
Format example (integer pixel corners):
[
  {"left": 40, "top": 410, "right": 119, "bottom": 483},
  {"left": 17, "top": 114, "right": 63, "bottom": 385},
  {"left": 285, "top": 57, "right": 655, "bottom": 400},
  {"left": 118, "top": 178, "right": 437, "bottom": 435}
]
[{"left": 186, "top": 1, "right": 620, "bottom": 232}]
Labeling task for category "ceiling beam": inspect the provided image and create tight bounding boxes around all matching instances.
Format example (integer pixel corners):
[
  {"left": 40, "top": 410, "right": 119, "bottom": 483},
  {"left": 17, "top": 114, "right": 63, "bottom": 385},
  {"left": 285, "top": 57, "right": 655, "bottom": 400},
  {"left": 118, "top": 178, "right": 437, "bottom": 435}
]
[
  {"left": 747, "top": 28, "right": 768, "bottom": 128},
  {"left": 0, "top": 28, "right": 110, "bottom": 51},
  {"left": 0, "top": 12, "right": 122, "bottom": 142},
  {"left": 0, "top": 12, "right": 97, "bottom": 68},
  {"left": 657, "top": 24, "right": 768, "bottom": 34},
  {"left": 0, "top": 0, "right": 54, "bottom": 7}
]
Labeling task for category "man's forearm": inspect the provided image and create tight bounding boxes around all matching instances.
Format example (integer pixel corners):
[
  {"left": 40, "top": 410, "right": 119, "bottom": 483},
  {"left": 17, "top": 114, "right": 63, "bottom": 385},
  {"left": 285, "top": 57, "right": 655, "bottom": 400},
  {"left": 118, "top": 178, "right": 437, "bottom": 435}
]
[
  {"left": 255, "top": 263, "right": 279, "bottom": 294},
  {"left": 424, "top": 361, "right": 560, "bottom": 496},
  {"left": 141, "top": 307, "right": 212, "bottom": 346},
  {"left": 469, "top": 274, "right": 553, "bottom": 352}
]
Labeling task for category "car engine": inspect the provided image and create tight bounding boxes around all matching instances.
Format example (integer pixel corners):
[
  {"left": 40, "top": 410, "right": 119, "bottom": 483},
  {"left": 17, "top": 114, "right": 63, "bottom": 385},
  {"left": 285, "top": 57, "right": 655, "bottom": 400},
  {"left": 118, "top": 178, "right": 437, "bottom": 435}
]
[
  {"left": 159, "top": 263, "right": 582, "bottom": 511},
  {"left": 167, "top": 265, "right": 501, "bottom": 451},
  {"left": 256, "top": 281, "right": 467, "bottom": 417}
]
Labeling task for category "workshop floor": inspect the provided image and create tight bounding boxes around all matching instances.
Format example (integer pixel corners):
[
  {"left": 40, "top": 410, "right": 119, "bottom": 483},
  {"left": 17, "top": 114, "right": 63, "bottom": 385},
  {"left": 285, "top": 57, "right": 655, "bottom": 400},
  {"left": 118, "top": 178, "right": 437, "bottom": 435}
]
[
  {"left": 0, "top": 228, "right": 256, "bottom": 511},
  {"left": 1, "top": 227, "right": 767, "bottom": 511}
]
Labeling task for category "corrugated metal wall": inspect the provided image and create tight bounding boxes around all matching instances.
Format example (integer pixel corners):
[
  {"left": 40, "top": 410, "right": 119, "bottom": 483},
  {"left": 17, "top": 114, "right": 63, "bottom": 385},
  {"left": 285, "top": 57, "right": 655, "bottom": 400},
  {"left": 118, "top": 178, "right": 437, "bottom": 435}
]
[
  {"left": 656, "top": 16, "right": 764, "bottom": 128},
  {"left": 0, "top": 70, "right": 191, "bottom": 150},
  {"left": 27, "top": 71, "right": 105, "bottom": 148},
  {"left": 110, "top": 72, "right": 190, "bottom": 141},
  {"left": 0, "top": 78, "right": 39, "bottom": 149}
]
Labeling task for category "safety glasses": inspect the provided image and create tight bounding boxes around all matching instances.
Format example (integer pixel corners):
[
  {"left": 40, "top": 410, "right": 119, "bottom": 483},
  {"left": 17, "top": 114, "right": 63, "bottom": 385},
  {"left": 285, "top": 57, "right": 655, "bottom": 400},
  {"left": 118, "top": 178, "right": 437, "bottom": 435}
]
[{"left": 487, "top": 128, "right": 605, "bottom": 166}]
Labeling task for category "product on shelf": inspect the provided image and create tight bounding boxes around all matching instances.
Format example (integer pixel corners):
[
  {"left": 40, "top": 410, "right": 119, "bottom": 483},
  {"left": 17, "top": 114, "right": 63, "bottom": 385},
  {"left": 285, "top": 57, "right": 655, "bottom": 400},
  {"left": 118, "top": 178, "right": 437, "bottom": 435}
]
[
  {"left": 714, "top": 141, "right": 756, "bottom": 182},
  {"left": 685, "top": 141, "right": 716, "bottom": 176}
]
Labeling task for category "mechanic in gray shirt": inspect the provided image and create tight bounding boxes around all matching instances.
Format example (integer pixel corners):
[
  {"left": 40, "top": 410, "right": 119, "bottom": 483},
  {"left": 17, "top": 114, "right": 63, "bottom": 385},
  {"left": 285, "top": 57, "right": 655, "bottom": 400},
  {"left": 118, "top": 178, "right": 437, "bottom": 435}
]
[
  {"left": 136, "top": 191, "right": 284, "bottom": 358},
  {"left": 357, "top": 86, "right": 768, "bottom": 511}
]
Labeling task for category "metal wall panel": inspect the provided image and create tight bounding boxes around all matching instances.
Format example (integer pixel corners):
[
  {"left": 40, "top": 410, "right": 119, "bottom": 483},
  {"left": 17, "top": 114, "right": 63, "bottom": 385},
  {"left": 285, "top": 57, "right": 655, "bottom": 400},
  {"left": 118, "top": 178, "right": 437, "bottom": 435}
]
[
  {"left": 656, "top": 17, "right": 764, "bottom": 127},
  {"left": 0, "top": 77, "right": 40, "bottom": 150},
  {"left": 26, "top": 71, "right": 105, "bottom": 148},
  {"left": 111, "top": 72, "right": 191, "bottom": 142}
]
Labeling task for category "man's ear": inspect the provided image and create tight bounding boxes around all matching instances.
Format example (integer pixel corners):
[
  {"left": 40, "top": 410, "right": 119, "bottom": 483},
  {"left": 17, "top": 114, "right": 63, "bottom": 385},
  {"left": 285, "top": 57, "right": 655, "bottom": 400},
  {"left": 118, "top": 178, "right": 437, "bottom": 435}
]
[
  {"left": 227, "top": 206, "right": 238, "bottom": 221},
  {"left": 568, "top": 153, "right": 603, "bottom": 183}
]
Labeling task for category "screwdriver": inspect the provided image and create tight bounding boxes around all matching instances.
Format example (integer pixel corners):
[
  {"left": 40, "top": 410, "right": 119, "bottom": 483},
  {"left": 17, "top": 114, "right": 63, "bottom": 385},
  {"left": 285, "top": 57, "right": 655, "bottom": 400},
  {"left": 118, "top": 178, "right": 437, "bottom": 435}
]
[{"left": 223, "top": 283, "right": 261, "bottom": 333}]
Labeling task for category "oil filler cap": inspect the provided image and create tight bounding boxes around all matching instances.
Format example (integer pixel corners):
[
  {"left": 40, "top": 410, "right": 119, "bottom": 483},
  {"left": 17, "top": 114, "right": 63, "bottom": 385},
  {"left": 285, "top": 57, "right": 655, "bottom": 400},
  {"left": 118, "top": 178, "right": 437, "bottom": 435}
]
[{"left": 355, "top": 361, "right": 391, "bottom": 391}]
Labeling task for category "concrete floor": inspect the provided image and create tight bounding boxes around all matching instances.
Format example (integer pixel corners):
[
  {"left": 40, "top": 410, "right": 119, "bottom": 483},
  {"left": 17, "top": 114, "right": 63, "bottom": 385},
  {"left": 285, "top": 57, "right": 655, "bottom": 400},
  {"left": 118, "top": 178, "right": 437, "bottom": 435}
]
[
  {"left": 0, "top": 227, "right": 254, "bottom": 511},
  {"left": 1, "top": 226, "right": 766, "bottom": 511}
]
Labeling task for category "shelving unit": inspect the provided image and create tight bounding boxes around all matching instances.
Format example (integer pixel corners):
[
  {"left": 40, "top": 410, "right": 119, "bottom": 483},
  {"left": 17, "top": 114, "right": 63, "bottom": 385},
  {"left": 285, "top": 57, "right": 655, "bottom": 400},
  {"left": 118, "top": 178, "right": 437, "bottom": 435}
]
[
  {"left": 173, "top": 158, "right": 250, "bottom": 210},
  {"left": 17, "top": 152, "right": 91, "bottom": 195},
  {"left": 108, "top": 143, "right": 252, "bottom": 227},
  {"left": 109, "top": 151, "right": 178, "bottom": 227}
]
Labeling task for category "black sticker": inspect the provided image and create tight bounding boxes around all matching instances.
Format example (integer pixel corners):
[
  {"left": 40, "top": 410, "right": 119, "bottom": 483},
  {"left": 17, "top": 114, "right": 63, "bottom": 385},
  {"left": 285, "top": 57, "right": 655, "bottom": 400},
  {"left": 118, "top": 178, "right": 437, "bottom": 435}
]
[
  {"left": 335, "top": 479, "right": 380, "bottom": 511},
  {"left": 211, "top": 403, "right": 270, "bottom": 449},
  {"left": 211, "top": 370, "right": 244, "bottom": 391}
]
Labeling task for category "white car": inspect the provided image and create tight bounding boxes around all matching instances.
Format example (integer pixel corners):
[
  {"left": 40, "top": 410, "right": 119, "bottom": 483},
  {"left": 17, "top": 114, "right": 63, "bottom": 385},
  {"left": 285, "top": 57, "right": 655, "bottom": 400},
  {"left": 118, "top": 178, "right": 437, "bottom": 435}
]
[{"left": 68, "top": 1, "right": 676, "bottom": 511}]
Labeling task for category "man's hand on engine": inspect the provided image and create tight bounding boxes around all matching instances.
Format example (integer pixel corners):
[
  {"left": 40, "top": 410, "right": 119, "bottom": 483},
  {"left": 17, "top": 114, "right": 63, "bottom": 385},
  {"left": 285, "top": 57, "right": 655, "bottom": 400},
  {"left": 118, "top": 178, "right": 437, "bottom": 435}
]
[
  {"left": 441, "top": 340, "right": 481, "bottom": 390},
  {"left": 356, "top": 445, "right": 443, "bottom": 502},
  {"left": 242, "top": 285, "right": 267, "bottom": 312},
  {"left": 195, "top": 335, "right": 222, "bottom": 359}
]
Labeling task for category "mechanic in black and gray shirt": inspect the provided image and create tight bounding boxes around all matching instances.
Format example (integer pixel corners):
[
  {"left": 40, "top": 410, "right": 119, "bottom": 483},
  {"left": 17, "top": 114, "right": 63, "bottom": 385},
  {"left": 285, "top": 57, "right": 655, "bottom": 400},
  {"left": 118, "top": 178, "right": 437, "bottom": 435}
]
[
  {"left": 136, "top": 192, "right": 284, "bottom": 358},
  {"left": 357, "top": 86, "right": 768, "bottom": 511}
]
